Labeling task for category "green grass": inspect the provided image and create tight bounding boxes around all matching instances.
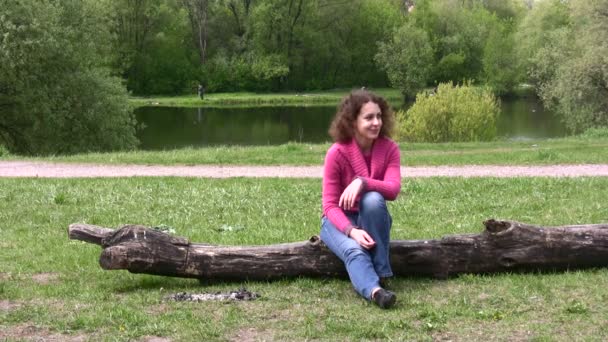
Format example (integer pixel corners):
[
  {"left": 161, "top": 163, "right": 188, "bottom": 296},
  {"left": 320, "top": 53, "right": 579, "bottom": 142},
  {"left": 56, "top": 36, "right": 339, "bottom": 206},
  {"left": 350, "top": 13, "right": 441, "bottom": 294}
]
[
  {"left": 3, "top": 136, "right": 607, "bottom": 166},
  {"left": 1, "top": 177, "right": 608, "bottom": 340},
  {"left": 129, "top": 88, "right": 404, "bottom": 108}
]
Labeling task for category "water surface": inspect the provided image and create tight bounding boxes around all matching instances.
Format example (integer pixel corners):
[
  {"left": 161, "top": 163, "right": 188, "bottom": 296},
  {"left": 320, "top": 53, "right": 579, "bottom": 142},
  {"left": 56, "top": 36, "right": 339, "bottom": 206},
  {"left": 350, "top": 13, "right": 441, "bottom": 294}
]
[{"left": 135, "top": 97, "right": 566, "bottom": 150}]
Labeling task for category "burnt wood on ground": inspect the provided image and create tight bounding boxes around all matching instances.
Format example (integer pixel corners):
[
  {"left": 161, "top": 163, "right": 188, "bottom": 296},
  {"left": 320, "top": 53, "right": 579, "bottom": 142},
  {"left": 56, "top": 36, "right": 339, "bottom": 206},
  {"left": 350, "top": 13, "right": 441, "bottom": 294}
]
[{"left": 68, "top": 220, "right": 608, "bottom": 280}]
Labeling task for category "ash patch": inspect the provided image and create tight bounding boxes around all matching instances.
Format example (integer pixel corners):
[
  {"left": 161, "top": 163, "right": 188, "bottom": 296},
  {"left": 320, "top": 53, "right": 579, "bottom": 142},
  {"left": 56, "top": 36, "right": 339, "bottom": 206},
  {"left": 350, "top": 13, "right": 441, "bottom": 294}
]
[{"left": 166, "top": 288, "right": 260, "bottom": 302}]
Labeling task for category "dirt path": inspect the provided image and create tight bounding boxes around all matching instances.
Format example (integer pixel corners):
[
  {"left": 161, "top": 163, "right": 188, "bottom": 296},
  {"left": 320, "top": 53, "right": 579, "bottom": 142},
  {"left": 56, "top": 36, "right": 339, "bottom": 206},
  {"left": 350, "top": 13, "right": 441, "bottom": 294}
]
[{"left": 2, "top": 161, "right": 608, "bottom": 178}]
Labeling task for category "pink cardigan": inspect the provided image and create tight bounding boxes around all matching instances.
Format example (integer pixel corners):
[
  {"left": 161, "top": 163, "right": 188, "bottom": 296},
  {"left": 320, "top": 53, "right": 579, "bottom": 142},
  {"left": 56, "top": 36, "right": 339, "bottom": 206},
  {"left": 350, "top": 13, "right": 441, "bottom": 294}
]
[{"left": 322, "top": 136, "right": 401, "bottom": 235}]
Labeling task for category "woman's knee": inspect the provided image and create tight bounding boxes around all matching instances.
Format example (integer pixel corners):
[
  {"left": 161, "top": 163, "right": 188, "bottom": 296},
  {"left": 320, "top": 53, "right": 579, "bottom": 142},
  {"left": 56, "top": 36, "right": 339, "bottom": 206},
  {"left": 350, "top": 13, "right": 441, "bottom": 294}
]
[
  {"left": 343, "top": 245, "right": 367, "bottom": 263},
  {"left": 359, "top": 191, "right": 387, "bottom": 213}
]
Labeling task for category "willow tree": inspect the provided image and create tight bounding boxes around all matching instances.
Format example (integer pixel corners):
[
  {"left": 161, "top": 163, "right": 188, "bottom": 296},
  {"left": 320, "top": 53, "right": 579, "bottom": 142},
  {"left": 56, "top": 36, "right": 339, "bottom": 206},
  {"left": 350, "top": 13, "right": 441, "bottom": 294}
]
[{"left": 517, "top": 0, "right": 608, "bottom": 133}]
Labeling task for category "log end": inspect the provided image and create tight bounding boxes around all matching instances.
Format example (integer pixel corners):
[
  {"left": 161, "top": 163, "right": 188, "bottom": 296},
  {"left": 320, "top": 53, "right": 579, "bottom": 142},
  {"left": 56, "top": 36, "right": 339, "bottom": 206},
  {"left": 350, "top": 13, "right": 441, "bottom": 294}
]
[
  {"left": 483, "top": 219, "right": 513, "bottom": 234},
  {"left": 68, "top": 223, "right": 115, "bottom": 246},
  {"left": 308, "top": 235, "right": 321, "bottom": 246},
  {"left": 100, "top": 246, "right": 129, "bottom": 270}
]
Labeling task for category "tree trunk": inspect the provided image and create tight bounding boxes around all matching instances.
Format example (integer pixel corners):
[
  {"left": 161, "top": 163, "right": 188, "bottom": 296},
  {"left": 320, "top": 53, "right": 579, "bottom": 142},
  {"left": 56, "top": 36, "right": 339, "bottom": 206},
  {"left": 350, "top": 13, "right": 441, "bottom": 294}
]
[{"left": 68, "top": 220, "right": 608, "bottom": 280}]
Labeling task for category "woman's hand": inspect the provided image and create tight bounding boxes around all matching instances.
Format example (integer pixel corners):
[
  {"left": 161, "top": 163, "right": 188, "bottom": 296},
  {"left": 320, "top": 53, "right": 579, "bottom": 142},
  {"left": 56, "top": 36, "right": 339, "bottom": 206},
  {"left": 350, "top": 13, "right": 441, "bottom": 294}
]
[
  {"left": 349, "top": 228, "right": 376, "bottom": 250},
  {"left": 339, "top": 178, "right": 364, "bottom": 211}
]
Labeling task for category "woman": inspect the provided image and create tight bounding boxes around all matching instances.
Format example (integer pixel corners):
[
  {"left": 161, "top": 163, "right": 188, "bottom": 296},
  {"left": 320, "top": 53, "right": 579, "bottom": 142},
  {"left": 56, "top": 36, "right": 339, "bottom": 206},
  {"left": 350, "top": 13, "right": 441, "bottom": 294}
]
[{"left": 320, "top": 89, "right": 401, "bottom": 309}]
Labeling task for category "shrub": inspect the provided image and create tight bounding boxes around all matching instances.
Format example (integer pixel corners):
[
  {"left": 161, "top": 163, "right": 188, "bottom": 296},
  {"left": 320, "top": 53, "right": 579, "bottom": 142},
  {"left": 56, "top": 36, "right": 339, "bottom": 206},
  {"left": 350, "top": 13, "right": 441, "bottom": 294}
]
[
  {"left": 398, "top": 82, "right": 500, "bottom": 142},
  {"left": 576, "top": 127, "right": 608, "bottom": 139},
  {"left": 0, "top": 144, "right": 9, "bottom": 157}
]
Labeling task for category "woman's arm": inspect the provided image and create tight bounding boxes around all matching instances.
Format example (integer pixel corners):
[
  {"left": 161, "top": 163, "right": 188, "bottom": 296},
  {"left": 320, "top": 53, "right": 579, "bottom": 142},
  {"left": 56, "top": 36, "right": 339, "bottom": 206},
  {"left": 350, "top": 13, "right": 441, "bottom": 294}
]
[
  {"left": 322, "top": 147, "right": 355, "bottom": 235},
  {"left": 359, "top": 143, "right": 401, "bottom": 200}
]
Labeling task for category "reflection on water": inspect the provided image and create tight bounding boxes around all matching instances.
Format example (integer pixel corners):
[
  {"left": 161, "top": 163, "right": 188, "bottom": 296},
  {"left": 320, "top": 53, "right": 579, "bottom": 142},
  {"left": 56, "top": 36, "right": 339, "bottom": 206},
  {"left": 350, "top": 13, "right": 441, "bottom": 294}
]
[
  {"left": 135, "top": 106, "right": 333, "bottom": 150},
  {"left": 498, "top": 97, "right": 566, "bottom": 140},
  {"left": 135, "top": 97, "right": 566, "bottom": 150}
]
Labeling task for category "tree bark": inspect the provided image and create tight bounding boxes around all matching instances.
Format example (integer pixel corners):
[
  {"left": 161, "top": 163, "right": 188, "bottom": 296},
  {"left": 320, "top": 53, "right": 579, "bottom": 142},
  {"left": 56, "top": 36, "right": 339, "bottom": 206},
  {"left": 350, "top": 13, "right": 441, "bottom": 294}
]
[{"left": 68, "top": 220, "right": 608, "bottom": 280}]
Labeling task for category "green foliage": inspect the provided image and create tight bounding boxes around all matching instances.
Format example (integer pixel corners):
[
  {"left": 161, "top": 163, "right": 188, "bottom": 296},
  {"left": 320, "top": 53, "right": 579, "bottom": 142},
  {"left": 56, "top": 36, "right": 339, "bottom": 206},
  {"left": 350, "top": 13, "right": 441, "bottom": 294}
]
[
  {"left": 578, "top": 127, "right": 608, "bottom": 139},
  {"left": 435, "top": 52, "right": 467, "bottom": 83},
  {"left": 203, "top": 53, "right": 289, "bottom": 92},
  {"left": 399, "top": 82, "right": 500, "bottom": 142},
  {"left": 11, "top": 0, "right": 531, "bottom": 96},
  {"left": 517, "top": 0, "right": 608, "bottom": 133},
  {"left": 246, "top": 0, "right": 401, "bottom": 91},
  {"left": 482, "top": 22, "right": 521, "bottom": 95},
  {"left": 102, "top": 0, "right": 402, "bottom": 93},
  {"left": 0, "top": 144, "right": 9, "bottom": 157},
  {"left": 539, "top": 42, "right": 608, "bottom": 133},
  {"left": 131, "top": 31, "right": 196, "bottom": 95},
  {"left": 375, "top": 23, "right": 434, "bottom": 99},
  {"left": 251, "top": 54, "right": 290, "bottom": 83},
  {"left": 376, "top": 0, "right": 524, "bottom": 98},
  {"left": 106, "top": 1, "right": 195, "bottom": 95},
  {"left": 473, "top": 0, "right": 526, "bottom": 20},
  {"left": 427, "top": 2, "right": 495, "bottom": 82},
  {"left": 0, "top": 0, "right": 138, "bottom": 155},
  {"left": 515, "top": 0, "right": 571, "bottom": 85}
]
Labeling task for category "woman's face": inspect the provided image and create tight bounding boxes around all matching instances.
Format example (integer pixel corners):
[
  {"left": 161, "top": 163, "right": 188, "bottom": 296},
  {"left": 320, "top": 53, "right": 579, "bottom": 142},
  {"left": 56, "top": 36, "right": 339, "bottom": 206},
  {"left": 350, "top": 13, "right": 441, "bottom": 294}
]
[{"left": 353, "top": 101, "right": 382, "bottom": 144}]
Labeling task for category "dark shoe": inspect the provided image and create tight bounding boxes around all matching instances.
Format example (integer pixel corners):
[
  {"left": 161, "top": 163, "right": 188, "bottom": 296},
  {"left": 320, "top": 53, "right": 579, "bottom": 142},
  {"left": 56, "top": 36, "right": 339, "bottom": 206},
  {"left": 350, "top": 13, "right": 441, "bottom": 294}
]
[
  {"left": 379, "top": 277, "right": 391, "bottom": 289},
  {"left": 372, "top": 289, "right": 396, "bottom": 309}
]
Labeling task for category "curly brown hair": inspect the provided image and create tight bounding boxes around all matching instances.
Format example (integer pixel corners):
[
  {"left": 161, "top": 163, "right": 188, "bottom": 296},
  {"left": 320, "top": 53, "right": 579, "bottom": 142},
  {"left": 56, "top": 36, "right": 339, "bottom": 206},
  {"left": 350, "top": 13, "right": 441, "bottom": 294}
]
[{"left": 328, "top": 89, "right": 395, "bottom": 142}]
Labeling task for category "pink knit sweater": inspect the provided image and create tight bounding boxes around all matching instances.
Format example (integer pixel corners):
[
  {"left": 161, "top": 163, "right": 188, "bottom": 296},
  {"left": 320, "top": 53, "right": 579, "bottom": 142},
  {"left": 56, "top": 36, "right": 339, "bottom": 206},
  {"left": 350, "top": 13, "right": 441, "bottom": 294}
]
[{"left": 322, "top": 136, "right": 401, "bottom": 235}]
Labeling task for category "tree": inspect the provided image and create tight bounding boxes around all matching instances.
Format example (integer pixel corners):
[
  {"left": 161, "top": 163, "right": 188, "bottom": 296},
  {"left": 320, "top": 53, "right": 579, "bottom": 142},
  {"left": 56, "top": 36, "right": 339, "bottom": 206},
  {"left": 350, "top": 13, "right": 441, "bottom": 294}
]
[
  {"left": 105, "top": 0, "right": 194, "bottom": 95},
  {"left": 181, "top": 0, "right": 209, "bottom": 65},
  {"left": 466, "top": 0, "right": 525, "bottom": 20},
  {"left": 515, "top": 0, "right": 570, "bottom": 86},
  {"left": 105, "top": 0, "right": 163, "bottom": 78},
  {"left": 377, "top": 0, "right": 523, "bottom": 97},
  {"left": 517, "top": 0, "right": 608, "bottom": 133},
  {"left": 88, "top": 0, "right": 402, "bottom": 93},
  {"left": 0, "top": 0, "right": 138, "bottom": 155},
  {"left": 482, "top": 22, "right": 521, "bottom": 96},
  {"left": 248, "top": 0, "right": 311, "bottom": 89},
  {"left": 375, "top": 23, "right": 434, "bottom": 99},
  {"left": 327, "top": 0, "right": 402, "bottom": 88}
]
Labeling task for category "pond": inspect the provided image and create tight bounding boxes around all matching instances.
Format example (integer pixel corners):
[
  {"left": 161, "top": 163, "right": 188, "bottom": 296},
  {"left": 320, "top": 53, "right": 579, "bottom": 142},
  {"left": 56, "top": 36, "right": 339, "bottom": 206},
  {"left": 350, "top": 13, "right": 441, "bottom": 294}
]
[{"left": 135, "top": 96, "right": 567, "bottom": 150}]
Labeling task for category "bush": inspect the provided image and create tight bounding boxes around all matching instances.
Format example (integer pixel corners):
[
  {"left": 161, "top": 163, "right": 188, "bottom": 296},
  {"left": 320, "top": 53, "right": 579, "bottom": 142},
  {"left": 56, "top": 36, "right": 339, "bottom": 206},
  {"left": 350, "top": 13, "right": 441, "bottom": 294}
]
[{"left": 398, "top": 82, "right": 500, "bottom": 142}]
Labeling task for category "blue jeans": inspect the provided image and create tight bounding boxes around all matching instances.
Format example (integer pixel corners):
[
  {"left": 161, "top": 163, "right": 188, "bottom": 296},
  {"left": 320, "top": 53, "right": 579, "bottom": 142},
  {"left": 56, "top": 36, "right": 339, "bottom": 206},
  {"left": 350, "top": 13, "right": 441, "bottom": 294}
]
[{"left": 320, "top": 191, "right": 393, "bottom": 300}]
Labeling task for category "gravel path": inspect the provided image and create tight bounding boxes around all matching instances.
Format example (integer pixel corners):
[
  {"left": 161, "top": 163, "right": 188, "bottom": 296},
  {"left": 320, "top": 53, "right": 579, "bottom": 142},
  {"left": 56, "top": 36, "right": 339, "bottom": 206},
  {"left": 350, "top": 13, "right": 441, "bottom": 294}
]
[{"left": 2, "top": 161, "right": 608, "bottom": 178}]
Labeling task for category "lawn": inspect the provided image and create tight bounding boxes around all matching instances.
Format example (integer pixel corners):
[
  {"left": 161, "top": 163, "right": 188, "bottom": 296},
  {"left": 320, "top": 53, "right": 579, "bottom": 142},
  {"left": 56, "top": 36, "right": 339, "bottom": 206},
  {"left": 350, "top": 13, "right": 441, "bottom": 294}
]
[
  {"left": 129, "top": 88, "right": 404, "bottom": 108},
  {"left": 1, "top": 177, "right": 607, "bottom": 340},
  {"left": 3, "top": 135, "right": 608, "bottom": 167}
]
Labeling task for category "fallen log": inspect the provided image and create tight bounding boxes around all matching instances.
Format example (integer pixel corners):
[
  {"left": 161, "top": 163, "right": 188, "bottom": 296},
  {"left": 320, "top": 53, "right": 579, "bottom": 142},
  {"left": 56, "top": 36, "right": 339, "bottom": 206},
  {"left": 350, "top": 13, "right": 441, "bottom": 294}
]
[{"left": 68, "top": 219, "right": 608, "bottom": 280}]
